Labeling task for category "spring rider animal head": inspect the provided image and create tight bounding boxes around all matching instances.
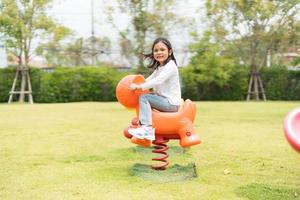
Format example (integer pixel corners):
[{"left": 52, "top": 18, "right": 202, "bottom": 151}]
[{"left": 116, "top": 75, "right": 201, "bottom": 169}]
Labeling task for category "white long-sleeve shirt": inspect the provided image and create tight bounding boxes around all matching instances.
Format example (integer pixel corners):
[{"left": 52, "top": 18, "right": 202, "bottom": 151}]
[{"left": 140, "top": 60, "right": 181, "bottom": 106}]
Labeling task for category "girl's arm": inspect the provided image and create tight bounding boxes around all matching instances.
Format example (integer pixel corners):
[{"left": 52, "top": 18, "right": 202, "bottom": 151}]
[
  {"left": 140, "top": 62, "right": 176, "bottom": 90},
  {"left": 130, "top": 71, "right": 156, "bottom": 91},
  {"left": 146, "top": 71, "right": 156, "bottom": 81}
]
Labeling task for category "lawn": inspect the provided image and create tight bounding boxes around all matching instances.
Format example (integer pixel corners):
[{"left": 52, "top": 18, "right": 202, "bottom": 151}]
[{"left": 0, "top": 101, "right": 300, "bottom": 200}]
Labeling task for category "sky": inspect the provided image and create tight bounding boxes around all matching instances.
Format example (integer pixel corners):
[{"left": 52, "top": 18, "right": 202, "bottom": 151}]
[
  {"left": 50, "top": 0, "right": 205, "bottom": 40},
  {"left": 50, "top": 0, "right": 121, "bottom": 39},
  {"left": 48, "top": 0, "right": 207, "bottom": 66},
  {"left": 0, "top": 0, "right": 206, "bottom": 67}
]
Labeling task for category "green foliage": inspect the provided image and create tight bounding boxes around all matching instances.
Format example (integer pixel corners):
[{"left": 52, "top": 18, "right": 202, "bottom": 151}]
[
  {"left": 189, "top": 49, "right": 234, "bottom": 87},
  {"left": 212, "top": 66, "right": 249, "bottom": 100},
  {"left": 0, "top": 67, "right": 43, "bottom": 102},
  {"left": 262, "top": 66, "right": 300, "bottom": 100},
  {"left": 181, "top": 62, "right": 300, "bottom": 101},
  {"left": 291, "top": 57, "right": 300, "bottom": 66},
  {"left": 286, "top": 70, "right": 300, "bottom": 100},
  {"left": 0, "top": 66, "right": 128, "bottom": 103},
  {"left": 36, "top": 67, "right": 127, "bottom": 103},
  {"left": 106, "top": 0, "right": 191, "bottom": 69},
  {"left": 0, "top": 67, "right": 15, "bottom": 102},
  {"left": 181, "top": 31, "right": 248, "bottom": 100},
  {"left": 37, "top": 36, "right": 111, "bottom": 67},
  {"left": 180, "top": 65, "right": 248, "bottom": 100},
  {"left": 1, "top": 66, "right": 300, "bottom": 102},
  {"left": 189, "top": 32, "right": 235, "bottom": 85},
  {"left": 0, "top": 0, "right": 70, "bottom": 67},
  {"left": 205, "top": 0, "right": 300, "bottom": 70},
  {"left": 180, "top": 66, "right": 201, "bottom": 100},
  {"left": 261, "top": 66, "right": 289, "bottom": 100}
]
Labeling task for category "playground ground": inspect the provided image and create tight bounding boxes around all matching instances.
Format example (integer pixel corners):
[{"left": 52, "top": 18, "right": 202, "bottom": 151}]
[{"left": 0, "top": 101, "right": 300, "bottom": 200}]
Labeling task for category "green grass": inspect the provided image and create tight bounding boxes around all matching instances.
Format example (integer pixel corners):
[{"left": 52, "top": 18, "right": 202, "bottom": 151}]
[{"left": 0, "top": 101, "right": 300, "bottom": 200}]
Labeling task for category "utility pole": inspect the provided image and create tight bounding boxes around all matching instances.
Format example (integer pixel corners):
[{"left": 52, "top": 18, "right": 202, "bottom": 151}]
[
  {"left": 91, "top": 0, "right": 96, "bottom": 65},
  {"left": 0, "top": 43, "right": 8, "bottom": 68}
]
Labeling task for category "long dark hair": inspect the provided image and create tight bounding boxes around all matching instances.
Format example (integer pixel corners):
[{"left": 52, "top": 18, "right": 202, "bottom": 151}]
[{"left": 144, "top": 37, "right": 177, "bottom": 69}]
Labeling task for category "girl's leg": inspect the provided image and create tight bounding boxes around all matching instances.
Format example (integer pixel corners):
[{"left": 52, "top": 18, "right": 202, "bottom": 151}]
[
  {"left": 128, "top": 94, "right": 179, "bottom": 140},
  {"left": 139, "top": 94, "right": 179, "bottom": 126},
  {"left": 138, "top": 94, "right": 152, "bottom": 126}
]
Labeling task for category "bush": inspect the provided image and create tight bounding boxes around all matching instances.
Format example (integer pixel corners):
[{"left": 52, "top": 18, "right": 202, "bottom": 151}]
[
  {"left": 262, "top": 66, "right": 300, "bottom": 100},
  {"left": 0, "top": 67, "right": 42, "bottom": 102},
  {"left": 181, "top": 65, "right": 300, "bottom": 101},
  {"left": 180, "top": 65, "right": 248, "bottom": 100},
  {"left": 36, "top": 67, "right": 128, "bottom": 103},
  {"left": 0, "top": 65, "right": 299, "bottom": 102},
  {"left": 0, "top": 66, "right": 129, "bottom": 103},
  {"left": 0, "top": 67, "right": 15, "bottom": 102}
]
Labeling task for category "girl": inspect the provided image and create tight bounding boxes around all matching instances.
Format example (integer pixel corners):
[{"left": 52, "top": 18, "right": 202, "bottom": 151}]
[{"left": 128, "top": 37, "right": 181, "bottom": 141}]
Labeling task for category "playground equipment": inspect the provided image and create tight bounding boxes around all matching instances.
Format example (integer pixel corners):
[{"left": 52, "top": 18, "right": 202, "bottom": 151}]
[
  {"left": 283, "top": 108, "right": 300, "bottom": 153},
  {"left": 116, "top": 74, "right": 201, "bottom": 170}
]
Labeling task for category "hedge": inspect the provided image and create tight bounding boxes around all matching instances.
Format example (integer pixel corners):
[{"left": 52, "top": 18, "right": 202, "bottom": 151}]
[
  {"left": 180, "top": 66, "right": 249, "bottom": 100},
  {"left": 0, "top": 66, "right": 299, "bottom": 102},
  {"left": 0, "top": 66, "right": 129, "bottom": 103},
  {"left": 262, "top": 66, "right": 300, "bottom": 100}
]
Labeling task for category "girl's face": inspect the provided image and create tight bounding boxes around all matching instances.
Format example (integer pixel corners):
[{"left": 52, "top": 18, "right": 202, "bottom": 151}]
[{"left": 153, "top": 42, "right": 172, "bottom": 65}]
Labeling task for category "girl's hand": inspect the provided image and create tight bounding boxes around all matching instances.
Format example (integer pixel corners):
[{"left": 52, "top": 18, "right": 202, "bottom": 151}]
[{"left": 130, "top": 83, "right": 140, "bottom": 90}]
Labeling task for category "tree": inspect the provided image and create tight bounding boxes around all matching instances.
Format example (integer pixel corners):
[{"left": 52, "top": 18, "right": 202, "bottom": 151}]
[
  {"left": 35, "top": 25, "right": 72, "bottom": 67},
  {"left": 185, "top": 31, "right": 235, "bottom": 99},
  {"left": 84, "top": 36, "right": 112, "bottom": 66},
  {"left": 106, "top": 0, "right": 191, "bottom": 73},
  {"left": 0, "top": 0, "right": 69, "bottom": 103},
  {"left": 205, "top": 0, "right": 300, "bottom": 100},
  {"left": 37, "top": 36, "right": 112, "bottom": 67}
]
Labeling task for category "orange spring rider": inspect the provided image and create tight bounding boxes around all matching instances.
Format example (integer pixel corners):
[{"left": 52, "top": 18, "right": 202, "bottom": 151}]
[{"left": 116, "top": 75, "right": 201, "bottom": 170}]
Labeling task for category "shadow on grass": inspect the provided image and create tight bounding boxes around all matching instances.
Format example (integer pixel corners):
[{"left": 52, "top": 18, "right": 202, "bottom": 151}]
[
  {"left": 56, "top": 146, "right": 190, "bottom": 164},
  {"left": 130, "top": 162, "right": 197, "bottom": 183},
  {"left": 235, "top": 183, "right": 300, "bottom": 200},
  {"left": 134, "top": 146, "right": 189, "bottom": 156}
]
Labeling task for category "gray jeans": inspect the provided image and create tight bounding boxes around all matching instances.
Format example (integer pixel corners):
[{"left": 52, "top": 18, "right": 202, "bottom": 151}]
[{"left": 139, "top": 94, "right": 179, "bottom": 126}]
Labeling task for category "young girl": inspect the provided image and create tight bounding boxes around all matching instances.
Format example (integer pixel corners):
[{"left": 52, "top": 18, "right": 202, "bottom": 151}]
[{"left": 128, "top": 37, "right": 181, "bottom": 141}]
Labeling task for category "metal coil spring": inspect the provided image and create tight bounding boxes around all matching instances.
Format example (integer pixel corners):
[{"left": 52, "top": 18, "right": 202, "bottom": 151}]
[{"left": 151, "top": 138, "right": 169, "bottom": 170}]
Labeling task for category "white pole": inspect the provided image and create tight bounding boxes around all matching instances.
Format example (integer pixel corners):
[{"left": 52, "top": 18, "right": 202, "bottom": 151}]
[{"left": 0, "top": 43, "right": 8, "bottom": 68}]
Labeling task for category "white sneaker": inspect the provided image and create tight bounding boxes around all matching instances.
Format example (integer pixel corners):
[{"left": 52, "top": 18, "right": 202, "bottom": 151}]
[
  {"left": 144, "top": 127, "right": 155, "bottom": 141},
  {"left": 128, "top": 126, "right": 155, "bottom": 141},
  {"left": 128, "top": 126, "right": 147, "bottom": 139}
]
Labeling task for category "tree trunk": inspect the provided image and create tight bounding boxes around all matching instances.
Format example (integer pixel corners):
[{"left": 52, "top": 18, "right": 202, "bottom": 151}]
[
  {"left": 246, "top": 71, "right": 266, "bottom": 101},
  {"left": 19, "top": 66, "right": 27, "bottom": 102},
  {"left": 8, "top": 66, "right": 34, "bottom": 104},
  {"left": 246, "top": 35, "right": 267, "bottom": 101}
]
